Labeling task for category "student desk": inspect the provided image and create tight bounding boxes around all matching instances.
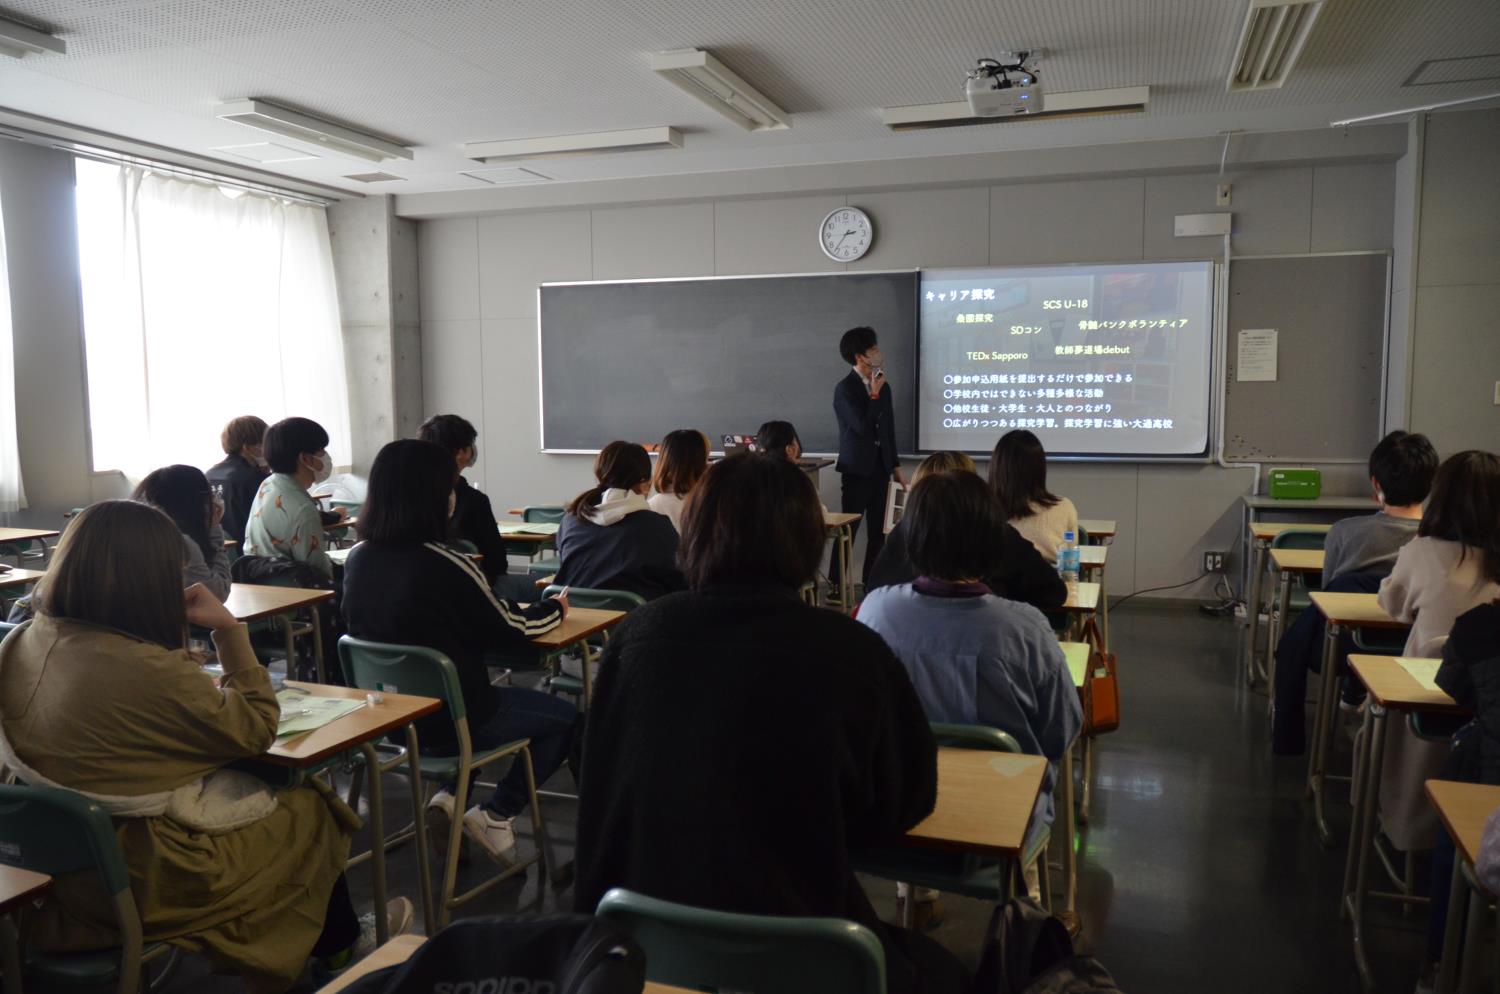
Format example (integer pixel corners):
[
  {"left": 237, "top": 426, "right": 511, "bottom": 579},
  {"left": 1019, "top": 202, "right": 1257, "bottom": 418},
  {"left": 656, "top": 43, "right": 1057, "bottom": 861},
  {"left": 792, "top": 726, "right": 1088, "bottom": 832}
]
[
  {"left": 0, "top": 528, "right": 58, "bottom": 568},
  {"left": 529, "top": 606, "right": 627, "bottom": 709},
  {"left": 1305, "top": 593, "right": 1407, "bottom": 847},
  {"left": 904, "top": 747, "right": 1046, "bottom": 859},
  {"left": 1058, "top": 641, "right": 1090, "bottom": 914},
  {"left": 1428, "top": 780, "right": 1500, "bottom": 994},
  {"left": 1077, "top": 520, "right": 1115, "bottom": 545},
  {"left": 314, "top": 934, "right": 698, "bottom": 994},
  {"left": 824, "top": 512, "right": 861, "bottom": 612},
  {"left": 0, "top": 865, "right": 51, "bottom": 994},
  {"left": 1059, "top": 581, "right": 1101, "bottom": 644},
  {"left": 0, "top": 568, "right": 44, "bottom": 592},
  {"left": 1343, "top": 655, "right": 1464, "bottom": 988},
  {"left": 1242, "top": 523, "right": 1333, "bottom": 687},
  {"left": 264, "top": 681, "right": 442, "bottom": 941},
  {"left": 1079, "top": 545, "right": 1110, "bottom": 648},
  {"left": 225, "top": 583, "right": 337, "bottom": 683},
  {"left": 1262, "top": 548, "right": 1325, "bottom": 705}
]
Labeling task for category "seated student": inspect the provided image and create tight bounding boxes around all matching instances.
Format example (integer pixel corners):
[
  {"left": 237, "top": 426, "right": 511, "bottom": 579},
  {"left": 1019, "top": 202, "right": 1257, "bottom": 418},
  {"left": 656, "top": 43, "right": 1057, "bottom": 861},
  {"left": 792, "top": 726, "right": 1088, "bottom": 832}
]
[
  {"left": 574, "top": 454, "right": 966, "bottom": 994},
  {"left": 342, "top": 439, "right": 575, "bottom": 865},
  {"left": 0, "top": 501, "right": 410, "bottom": 992},
  {"left": 556, "top": 441, "right": 685, "bottom": 600},
  {"left": 755, "top": 419, "right": 802, "bottom": 462},
  {"left": 869, "top": 451, "right": 1067, "bottom": 611},
  {"left": 134, "top": 464, "right": 233, "bottom": 601},
  {"left": 1376, "top": 450, "right": 1500, "bottom": 855},
  {"left": 417, "top": 414, "right": 510, "bottom": 586},
  {"left": 243, "top": 417, "right": 340, "bottom": 579},
  {"left": 648, "top": 429, "right": 709, "bottom": 532},
  {"left": 989, "top": 429, "right": 1078, "bottom": 564},
  {"left": 1271, "top": 431, "right": 1439, "bottom": 754},
  {"left": 858, "top": 471, "right": 1081, "bottom": 849},
  {"left": 206, "top": 415, "right": 268, "bottom": 546}
]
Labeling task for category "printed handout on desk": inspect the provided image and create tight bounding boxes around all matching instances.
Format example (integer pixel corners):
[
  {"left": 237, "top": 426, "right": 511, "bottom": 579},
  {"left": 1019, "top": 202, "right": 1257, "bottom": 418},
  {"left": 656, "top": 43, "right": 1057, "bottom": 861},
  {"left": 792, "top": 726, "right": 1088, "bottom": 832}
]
[
  {"left": 275, "top": 688, "right": 365, "bottom": 738},
  {"left": 1395, "top": 657, "right": 1441, "bottom": 693},
  {"left": 498, "top": 522, "right": 561, "bottom": 536},
  {"left": 988, "top": 755, "right": 1043, "bottom": 778}
]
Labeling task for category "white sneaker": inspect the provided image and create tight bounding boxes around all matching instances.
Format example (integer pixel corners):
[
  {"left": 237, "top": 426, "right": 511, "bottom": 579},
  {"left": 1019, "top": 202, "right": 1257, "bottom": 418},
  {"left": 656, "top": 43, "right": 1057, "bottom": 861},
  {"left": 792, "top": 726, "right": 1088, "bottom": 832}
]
[
  {"left": 462, "top": 805, "right": 518, "bottom": 865},
  {"left": 353, "top": 896, "right": 416, "bottom": 961},
  {"left": 426, "top": 790, "right": 462, "bottom": 860}
]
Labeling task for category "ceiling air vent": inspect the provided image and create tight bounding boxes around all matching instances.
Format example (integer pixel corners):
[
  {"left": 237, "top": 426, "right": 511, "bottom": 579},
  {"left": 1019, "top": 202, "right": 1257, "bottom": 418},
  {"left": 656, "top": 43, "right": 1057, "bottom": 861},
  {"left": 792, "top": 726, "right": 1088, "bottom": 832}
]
[
  {"left": 343, "top": 172, "right": 404, "bottom": 183},
  {"left": 1403, "top": 54, "right": 1500, "bottom": 87},
  {"left": 1226, "top": 0, "right": 1325, "bottom": 92}
]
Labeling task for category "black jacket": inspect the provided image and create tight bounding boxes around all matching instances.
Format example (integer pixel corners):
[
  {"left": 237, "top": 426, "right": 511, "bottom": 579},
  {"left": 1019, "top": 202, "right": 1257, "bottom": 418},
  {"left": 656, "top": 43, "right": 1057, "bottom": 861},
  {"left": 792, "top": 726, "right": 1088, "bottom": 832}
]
[
  {"left": 450, "top": 476, "right": 509, "bottom": 584},
  {"left": 867, "top": 518, "right": 1068, "bottom": 611},
  {"left": 834, "top": 370, "right": 898, "bottom": 478},
  {"left": 342, "top": 540, "right": 564, "bottom": 749},
  {"left": 206, "top": 453, "right": 267, "bottom": 544},
  {"left": 1437, "top": 603, "right": 1500, "bottom": 785},
  {"left": 574, "top": 583, "right": 938, "bottom": 991},
  {"left": 555, "top": 509, "right": 685, "bottom": 601}
]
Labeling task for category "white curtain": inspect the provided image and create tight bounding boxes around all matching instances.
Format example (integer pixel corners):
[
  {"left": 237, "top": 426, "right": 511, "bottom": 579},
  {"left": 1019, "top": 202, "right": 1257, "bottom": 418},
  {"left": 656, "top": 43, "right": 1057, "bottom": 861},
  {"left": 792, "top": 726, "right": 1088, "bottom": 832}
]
[
  {"left": 0, "top": 184, "right": 24, "bottom": 512},
  {"left": 74, "top": 159, "right": 351, "bottom": 479}
]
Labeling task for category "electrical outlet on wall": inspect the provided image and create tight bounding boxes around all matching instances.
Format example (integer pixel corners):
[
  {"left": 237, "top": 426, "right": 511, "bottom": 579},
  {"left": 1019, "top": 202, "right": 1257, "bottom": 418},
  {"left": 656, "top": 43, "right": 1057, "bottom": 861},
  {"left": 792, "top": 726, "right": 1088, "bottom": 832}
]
[
  {"left": 1203, "top": 551, "right": 1227, "bottom": 573},
  {"left": 1216, "top": 183, "right": 1232, "bottom": 206}
]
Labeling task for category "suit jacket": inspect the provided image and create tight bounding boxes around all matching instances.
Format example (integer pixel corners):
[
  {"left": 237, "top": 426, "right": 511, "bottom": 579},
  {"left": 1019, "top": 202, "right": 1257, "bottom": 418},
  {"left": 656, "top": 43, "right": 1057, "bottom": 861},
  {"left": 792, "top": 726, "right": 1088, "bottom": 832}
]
[{"left": 833, "top": 369, "right": 897, "bottom": 477}]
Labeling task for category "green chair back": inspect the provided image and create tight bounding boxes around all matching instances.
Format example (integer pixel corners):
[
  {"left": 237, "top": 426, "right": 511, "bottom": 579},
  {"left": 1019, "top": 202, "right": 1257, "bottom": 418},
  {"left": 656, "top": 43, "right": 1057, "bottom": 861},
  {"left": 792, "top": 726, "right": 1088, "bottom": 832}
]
[
  {"left": 930, "top": 722, "right": 1022, "bottom": 753},
  {"left": 541, "top": 585, "right": 646, "bottom": 613},
  {"left": 1075, "top": 525, "right": 1089, "bottom": 546},
  {"left": 523, "top": 506, "right": 565, "bottom": 526},
  {"left": 595, "top": 888, "right": 886, "bottom": 994},
  {"left": 0, "top": 784, "right": 131, "bottom": 895},
  {"left": 1270, "top": 528, "right": 1328, "bottom": 551},
  {"left": 339, "top": 636, "right": 467, "bottom": 721},
  {"left": 1353, "top": 626, "right": 1407, "bottom": 655}
]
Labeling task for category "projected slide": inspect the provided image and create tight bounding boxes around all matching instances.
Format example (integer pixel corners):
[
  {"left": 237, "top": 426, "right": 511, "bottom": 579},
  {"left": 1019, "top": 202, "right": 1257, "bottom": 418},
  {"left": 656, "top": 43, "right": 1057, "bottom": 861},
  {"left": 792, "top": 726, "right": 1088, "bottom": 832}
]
[{"left": 917, "top": 261, "right": 1214, "bottom": 457}]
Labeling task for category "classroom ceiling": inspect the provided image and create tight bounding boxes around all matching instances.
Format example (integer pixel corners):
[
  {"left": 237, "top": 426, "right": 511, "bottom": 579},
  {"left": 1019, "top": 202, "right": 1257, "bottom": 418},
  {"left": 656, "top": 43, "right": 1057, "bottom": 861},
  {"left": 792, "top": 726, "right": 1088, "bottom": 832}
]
[{"left": 0, "top": 0, "right": 1497, "bottom": 196}]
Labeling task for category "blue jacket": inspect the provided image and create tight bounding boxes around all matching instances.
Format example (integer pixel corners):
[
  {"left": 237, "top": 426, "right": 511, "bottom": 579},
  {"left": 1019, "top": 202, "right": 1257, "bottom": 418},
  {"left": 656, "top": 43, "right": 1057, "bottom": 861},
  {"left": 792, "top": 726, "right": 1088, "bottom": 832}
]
[{"left": 833, "top": 370, "right": 898, "bottom": 477}]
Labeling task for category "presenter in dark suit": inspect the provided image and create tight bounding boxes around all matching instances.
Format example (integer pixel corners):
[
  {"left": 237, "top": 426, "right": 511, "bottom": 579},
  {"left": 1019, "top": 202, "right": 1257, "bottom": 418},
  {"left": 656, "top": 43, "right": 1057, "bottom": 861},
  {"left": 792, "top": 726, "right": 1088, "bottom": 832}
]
[{"left": 832, "top": 327, "right": 906, "bottom": 599}]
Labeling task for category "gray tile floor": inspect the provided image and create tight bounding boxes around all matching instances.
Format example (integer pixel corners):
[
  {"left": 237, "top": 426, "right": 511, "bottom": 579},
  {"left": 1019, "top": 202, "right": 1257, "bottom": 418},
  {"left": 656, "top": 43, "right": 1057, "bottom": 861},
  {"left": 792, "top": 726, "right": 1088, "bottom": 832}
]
[{"left": 163, "top": 603, "right": 1427, "bottom": 993}]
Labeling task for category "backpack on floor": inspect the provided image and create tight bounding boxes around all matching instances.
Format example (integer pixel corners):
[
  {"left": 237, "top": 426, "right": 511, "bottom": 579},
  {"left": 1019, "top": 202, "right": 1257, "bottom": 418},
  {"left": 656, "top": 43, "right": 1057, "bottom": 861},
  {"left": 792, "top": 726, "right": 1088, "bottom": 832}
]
[
  {"left": 975, "top": 897, "right": 1125, "bottom": 994},
  {"left": 339, "top": 914, "right": 645, "bottom": 994}
]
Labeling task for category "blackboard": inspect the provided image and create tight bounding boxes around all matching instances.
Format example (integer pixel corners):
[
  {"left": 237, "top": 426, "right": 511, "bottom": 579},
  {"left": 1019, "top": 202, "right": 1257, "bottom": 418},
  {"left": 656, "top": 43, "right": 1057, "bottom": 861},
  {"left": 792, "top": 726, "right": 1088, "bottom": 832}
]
[
  {"left": 1223, "top": 253, "right": 1390, "bottom": 461},
  {"left": 539, "top": 272, "right": 918, "bottom": 453}
]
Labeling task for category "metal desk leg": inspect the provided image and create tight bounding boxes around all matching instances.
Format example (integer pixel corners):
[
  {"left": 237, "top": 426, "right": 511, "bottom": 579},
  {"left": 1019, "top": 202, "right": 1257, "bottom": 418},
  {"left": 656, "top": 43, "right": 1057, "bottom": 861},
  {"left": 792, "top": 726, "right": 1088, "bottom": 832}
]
[
  {"left": 1309, "top": 623, "right": 1342, "bottom": 845},
  {"left": 1061, "top": 740, "right": 1077, "bottom": 913},
  {"left": 1437, "top": 857, "right": 1469, "bottom": 994},
  {"left": 1079, "top": 735, "right": 1094, "bottom": 824},
  {"left": 311, "top": 605, "right": 326, "bottom": 684},
  {"left": 1098, "top": 566, "right": 1109, "bottom": 652},
  {"left": 1244, "top": 539, "right": 1269, "bottom": 687},
  {"left": 1344, "top": 705, "right": 1386, "bottom": 989},
  {"left": 580, "top": 640, "right": 597, "bottom": 711},
  {"left": 1, "top": 914, "right": 24, "bottom": 994},
  {"left": 1459, "top": 875, "right": 1488, "bottom": 994},
  {"left": 1265, "top": 570, "right": 1292, "bottom": 701},
  {"left": 282, "top": 614, "right": 297, "bottom": 678},
  {"left": 358, "top": 742, "right": 389, "bottom": 944},
  {"left": 839, "top": 525, "right": 854, "bottom": 613},
  {"left": 404, "top": 726, "right": 435, "bottom": 937}
]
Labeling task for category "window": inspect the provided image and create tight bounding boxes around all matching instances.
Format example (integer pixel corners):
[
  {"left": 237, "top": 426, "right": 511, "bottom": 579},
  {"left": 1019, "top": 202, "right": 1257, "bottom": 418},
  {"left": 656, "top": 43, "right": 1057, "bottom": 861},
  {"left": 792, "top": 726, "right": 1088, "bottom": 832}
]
[{"left": 73, "top": 158, "right": 351, "bottom": 478}]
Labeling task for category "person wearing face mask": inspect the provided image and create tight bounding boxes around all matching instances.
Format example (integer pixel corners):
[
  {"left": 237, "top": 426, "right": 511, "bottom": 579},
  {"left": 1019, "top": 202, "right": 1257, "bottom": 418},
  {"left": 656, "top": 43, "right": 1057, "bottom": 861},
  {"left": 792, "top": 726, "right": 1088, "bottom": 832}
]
[
  {"left": 417, "top": 414, "right": 511, "bottom": 588},
  {"left": 832, "top": 327, "right": 906, "bottom": 603},
  {"left": 206, "top": 415, "right": 269, "bottom": 546},
  {"left": 243, "top": 417, "right": 340, "bottom": 579}
]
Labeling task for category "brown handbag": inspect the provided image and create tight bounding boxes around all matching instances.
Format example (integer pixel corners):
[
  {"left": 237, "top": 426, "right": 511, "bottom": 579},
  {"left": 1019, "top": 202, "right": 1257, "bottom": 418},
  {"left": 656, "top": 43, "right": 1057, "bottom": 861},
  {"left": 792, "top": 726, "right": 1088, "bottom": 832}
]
[{"left": 1079, "top": 617, "right": 1120, "bottom": 736}]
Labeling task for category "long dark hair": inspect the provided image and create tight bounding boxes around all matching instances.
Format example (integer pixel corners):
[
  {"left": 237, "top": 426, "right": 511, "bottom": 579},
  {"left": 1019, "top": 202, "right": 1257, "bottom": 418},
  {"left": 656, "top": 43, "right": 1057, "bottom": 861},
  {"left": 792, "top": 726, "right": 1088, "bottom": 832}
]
[
  {"left": 1419, "top": 450, "right": 1500, "bottom": 584},
  {"left": 568, "top": 441, "right": 652, "bottom": 516},
  {"left": 37, "top": 501, "right": 188, "bottom": 650},
  {"left": 133, "top": 464, "right": 216, "bottom": 566},
  {"left": 359, "top": 439, "right": 458, "bottom": 545},
  {"left": 755, "top": 421, "right": 801, "bottom": 462},
  {"left": 680, "top": 453, "right": 824, "bottom": 590},
  {"left": 653, "top": 430, "right": 709, "bottom": 497},
  {"left": 988, "top": 429, "right": 1061, "bottom": 521}
]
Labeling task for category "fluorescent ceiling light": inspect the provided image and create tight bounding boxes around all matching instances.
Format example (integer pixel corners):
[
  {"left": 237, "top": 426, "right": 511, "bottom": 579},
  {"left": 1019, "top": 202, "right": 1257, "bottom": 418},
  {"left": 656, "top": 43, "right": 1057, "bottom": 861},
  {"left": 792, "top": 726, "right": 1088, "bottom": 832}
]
[
  {"left": 1226, "top": 0, "right": 1324, "bottom": 92},
  {"left": 460, "top": 166, "right": 553, "bottom": 185},
  {"left": 881, "top": 86, "right": 1149, "bottom": 130},
  {"left": 463, "top": 127, "right": 682, "bottom": 162},
  {"left": 649, "top": 48, "right": 789, "bottom": 132},
  {"left": 0, "top": 16, "right": 65, "bottom": 58},
  {"left": 216, "top": 99, "right": 413, "bottom": 163},
  {"left": 211, "top": 142, "right": 319, "bottom": 164}
]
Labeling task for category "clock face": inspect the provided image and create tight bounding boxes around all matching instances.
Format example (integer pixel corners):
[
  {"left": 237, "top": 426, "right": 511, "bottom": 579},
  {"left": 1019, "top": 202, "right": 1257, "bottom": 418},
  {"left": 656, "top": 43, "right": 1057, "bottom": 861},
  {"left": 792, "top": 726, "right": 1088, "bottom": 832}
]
[{"left": 820, "top": 208, "right": 874, "bottom": 262}]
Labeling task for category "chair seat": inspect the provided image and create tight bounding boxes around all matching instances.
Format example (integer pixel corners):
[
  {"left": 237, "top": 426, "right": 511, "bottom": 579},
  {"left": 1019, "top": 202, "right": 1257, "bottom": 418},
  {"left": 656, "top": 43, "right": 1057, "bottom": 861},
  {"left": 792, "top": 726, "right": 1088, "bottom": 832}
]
[
  {"left": 27, "top": 941, "right": 169, "bottom": 985},
  {"left": 526, "top": 557, "right": 562, "bottom": 578},
  {"left": 853, "top": 850, "right": 1006, "bottom": 901},
  {"left": 549, "top": 674, "right": 583, "bottom": 696},
  {"left": 417, "top": 738, "right": 531, "bottom": 781}
]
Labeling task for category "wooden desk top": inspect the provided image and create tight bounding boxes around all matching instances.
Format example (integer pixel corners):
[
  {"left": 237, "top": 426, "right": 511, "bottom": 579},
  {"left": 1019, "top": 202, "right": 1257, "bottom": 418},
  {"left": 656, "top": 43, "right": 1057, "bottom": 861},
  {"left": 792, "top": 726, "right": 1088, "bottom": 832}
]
[
  {"left": 225, "top": 583, "right": 335, "bottom": 623},
  {"left": 1078, "top": 519, "right": 1115, "bottom": 539},
  {"left": 1349, "top": 655, "right": 1464, "bottom": 714},
  {"left": 314, "top": 935, "right": 695, "bottom": 994},
  {"left": 265, "top": 681, "right": 441, "bottom": 768},
  {"left": 1060, "top": 641, "right": 1089, "bottom": 688},
  {"left": 0, "top": 527, "right": 58, "bottom": 544},
  {"left": 904, "top": 747, "right": 1045, "bottom": 858},
  {"left": 1251, "top": 522, "right": 1332, "bottom": 542},
  {"left": 529, "top": 607, "right": 626, "bottom": 649},
  {"left": 324, "top": 516, "right": 355, "bottom": 531},
  {"left": 1426, "top": 780, "right": 1500, "bottom": 868},
  {"left": 0, "top": 864, "right": 51, "bottom": 916},
  {"left": 1079, "top": 545, "right": 1107, "bottom": 567},
  {"left": 497, "top": 530, "right": 556, "bottom": 544},
  {"left": 1062, "top": 581, "right": 1101, "bottom": 613},
  {"left": 0, "top": 568, "right": 45, "bottom": 590},
  {"left": 825, "top": 512, "right": 861, "bottom": 529},
  {"left": 1308, "top": 591, "right": 1405, "bottom": 629},
  {"left": 1270, "top": 548, "right": 1325, "bottom": 573}
]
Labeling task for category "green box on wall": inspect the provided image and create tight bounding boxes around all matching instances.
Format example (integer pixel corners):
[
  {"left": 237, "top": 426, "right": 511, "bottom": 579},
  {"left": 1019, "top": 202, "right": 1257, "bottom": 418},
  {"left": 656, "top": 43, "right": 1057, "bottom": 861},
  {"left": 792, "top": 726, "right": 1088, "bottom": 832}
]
[{"left": 1268, "top": 467, "right": 1323, "bottom": 500}]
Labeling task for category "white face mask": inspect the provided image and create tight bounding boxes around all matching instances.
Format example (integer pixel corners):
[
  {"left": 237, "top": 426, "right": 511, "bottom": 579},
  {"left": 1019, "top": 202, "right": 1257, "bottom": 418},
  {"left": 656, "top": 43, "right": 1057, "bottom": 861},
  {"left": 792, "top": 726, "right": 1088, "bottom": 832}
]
[
  {"left": 467, "top": 445, "right": 479, "bottom": 470},
  {"left": 863, "top": 347, "right": 884, "bottom": 374},
  {"left": 311, "top": 450, "right": 333, "bottom": 484}
]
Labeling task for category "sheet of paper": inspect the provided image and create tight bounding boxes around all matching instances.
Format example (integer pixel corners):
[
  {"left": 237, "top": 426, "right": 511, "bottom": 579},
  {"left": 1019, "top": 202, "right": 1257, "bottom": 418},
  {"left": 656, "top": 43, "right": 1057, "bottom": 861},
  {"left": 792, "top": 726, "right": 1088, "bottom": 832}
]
[
  {"left": 1060, "top": 642, "right": 1089, "bottom": 688},
  {"left": 498, "top": 522, "right": 560, "bottom": 536},
  {"left": 275, "top": 688, "right": 365, "bottom": 738},
  {"left": 1237, "top": 328, "right": 1278, "bottom": 382},
  {"left": 1396, "top": 657, "right": 1442, "bottom": 693},
  {"left": 988, "top": 755, "right": 1042, "bottom": 778}
]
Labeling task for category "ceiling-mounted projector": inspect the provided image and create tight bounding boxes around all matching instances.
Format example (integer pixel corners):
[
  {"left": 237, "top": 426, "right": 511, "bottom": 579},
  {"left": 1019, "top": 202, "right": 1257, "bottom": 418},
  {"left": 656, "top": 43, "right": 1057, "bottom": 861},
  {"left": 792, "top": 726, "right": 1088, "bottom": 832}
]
[{"left": 964, "top": 52, "right": 1043, "bottom": 116}]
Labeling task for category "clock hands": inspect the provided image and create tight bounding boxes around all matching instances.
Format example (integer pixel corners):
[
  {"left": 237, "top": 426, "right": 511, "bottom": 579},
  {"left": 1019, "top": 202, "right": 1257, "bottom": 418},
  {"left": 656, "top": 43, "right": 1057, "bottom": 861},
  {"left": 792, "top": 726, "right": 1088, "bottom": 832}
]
[{"left": 833, "top": 229, "right": 856, "bottom": 251}]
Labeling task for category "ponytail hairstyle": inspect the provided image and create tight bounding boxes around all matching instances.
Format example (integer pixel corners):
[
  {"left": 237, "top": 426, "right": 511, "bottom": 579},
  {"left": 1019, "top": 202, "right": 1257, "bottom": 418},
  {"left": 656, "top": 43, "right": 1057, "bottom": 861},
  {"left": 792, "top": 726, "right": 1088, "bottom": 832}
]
[
  {"left": 1418, "top": 450, "right": 1500, "bottom": 585},
  {"left": 568, "top": 441, "right": 653, "bottom": 516}
]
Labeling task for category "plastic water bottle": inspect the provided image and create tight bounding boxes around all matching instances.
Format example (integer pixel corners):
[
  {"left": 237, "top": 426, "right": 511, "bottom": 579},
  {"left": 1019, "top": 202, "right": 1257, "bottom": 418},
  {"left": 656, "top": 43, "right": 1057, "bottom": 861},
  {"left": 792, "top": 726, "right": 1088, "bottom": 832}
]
[{"left": 1058, "top": 531, "right": 1081, "bottom": 593}]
